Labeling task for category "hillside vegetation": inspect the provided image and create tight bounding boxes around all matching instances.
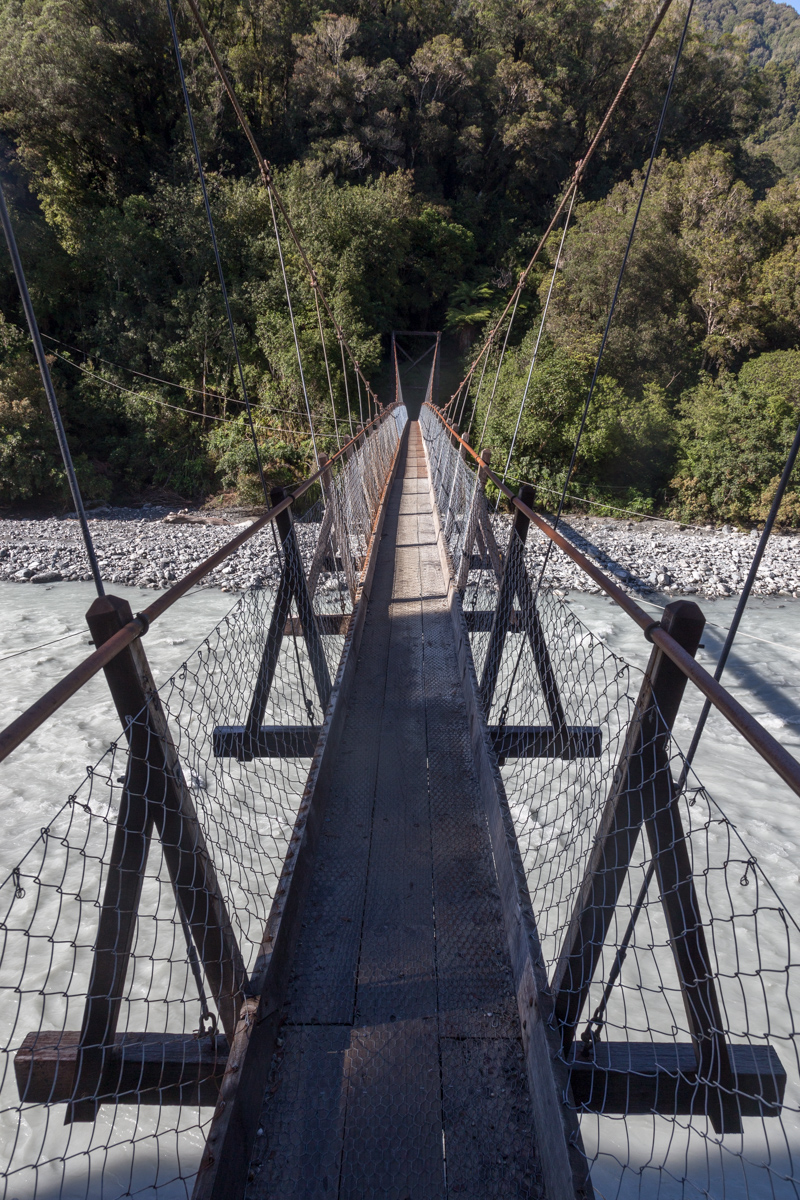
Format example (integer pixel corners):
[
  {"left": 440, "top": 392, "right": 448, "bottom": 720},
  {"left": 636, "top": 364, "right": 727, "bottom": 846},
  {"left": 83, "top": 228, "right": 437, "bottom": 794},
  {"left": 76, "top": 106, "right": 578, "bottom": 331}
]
[{"left": 1, "top": 0, "right": 800, "bottom": 522}]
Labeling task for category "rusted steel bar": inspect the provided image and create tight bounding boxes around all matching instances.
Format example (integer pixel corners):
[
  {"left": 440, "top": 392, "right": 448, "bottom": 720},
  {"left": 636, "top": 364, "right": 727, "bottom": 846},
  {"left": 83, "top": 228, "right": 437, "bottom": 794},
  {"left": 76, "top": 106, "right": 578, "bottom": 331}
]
[
  {"left": 0, "top": 406, "right": 398, "bottom": 765},
  {"left": 424, "top": 402, "right": 800, "bottom": 800}
]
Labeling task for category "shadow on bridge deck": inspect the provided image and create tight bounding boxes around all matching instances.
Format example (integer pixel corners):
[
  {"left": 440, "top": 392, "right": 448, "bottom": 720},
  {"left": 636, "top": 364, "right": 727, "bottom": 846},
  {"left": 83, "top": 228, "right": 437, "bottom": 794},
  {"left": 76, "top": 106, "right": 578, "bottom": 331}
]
[{"left": 244, "top": 423, "right": 543, "bottom": 1199}]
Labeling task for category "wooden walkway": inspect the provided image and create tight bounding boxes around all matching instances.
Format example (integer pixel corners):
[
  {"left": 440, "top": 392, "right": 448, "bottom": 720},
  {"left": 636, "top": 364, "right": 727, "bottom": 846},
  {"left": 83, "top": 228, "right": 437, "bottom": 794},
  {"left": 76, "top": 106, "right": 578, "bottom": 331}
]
[{"left": 245, "top": 423, "right": 543, "bottom": 1199}]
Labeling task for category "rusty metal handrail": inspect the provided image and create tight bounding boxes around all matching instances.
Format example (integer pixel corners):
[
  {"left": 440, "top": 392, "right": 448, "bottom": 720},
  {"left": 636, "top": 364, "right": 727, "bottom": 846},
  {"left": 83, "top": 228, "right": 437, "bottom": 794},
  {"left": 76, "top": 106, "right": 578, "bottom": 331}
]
[
  {"left": 424, "top": 401, "right": 800, "bottom": 800},
  {"left": 0, "top": 405, "right": 398, "bottom": 765}
]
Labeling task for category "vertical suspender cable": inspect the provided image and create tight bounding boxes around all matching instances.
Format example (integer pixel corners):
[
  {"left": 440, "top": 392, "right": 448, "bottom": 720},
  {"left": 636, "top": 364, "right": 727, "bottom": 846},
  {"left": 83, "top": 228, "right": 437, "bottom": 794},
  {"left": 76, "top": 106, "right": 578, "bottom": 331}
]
[
  {"left": 339, "top": 336, "right": 355, "bottom": 436},
  {"left": 499, "top": 188, "right": 577, "bottom": 497},
  {"left": 542, "top": 0, "right": 694, "bottom": 561},
  {"left": 166, "top": 0, "right": 271, "bottom": 504},
  {"left": 356, "top": 371, "right": 365, "bottom": 427},
  {"left": 497, "top": 0, "right": 695, "bottom": 726},
  {"left": 0, "top": 181, "right": 105, "bottom": 596},
  {"left": 266, "top": 188, "right": 320, "bottom": 469},
  {"left": 476, "top": 288, "right": 522, "bottom": 451},
  {"left": 314, "top": 287, "right": 340, "bottom": 447},
  {"left": 677, "top": 415, "right": 800, "bottom": 787}
]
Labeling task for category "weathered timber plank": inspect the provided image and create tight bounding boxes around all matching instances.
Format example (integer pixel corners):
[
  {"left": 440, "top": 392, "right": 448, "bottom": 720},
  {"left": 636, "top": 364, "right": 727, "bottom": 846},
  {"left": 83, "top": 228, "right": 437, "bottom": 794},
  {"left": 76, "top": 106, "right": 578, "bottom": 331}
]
[
  {"left": 15, "top": 1031, "right": 227, "bottom": 1106},
  {"left": 354, "top": 470, "right": 437, "bottom": 1025},
  {"left": 567, "top": 1041, "right": 786, "bottom": 1116},
  {"left": 441, "top": 1037, "right": 542, "bottom": 1199},
  {"left": 213, "top": 725, "right": 321, "bottom": 759},
  {"left": 422, "top": 597, "right": 519, "bottom": 1040},
  {"left": 246, "top": 1025, "right": 350, "bottom": 1199},
  {"left": 191, "top": 418, "right": 408, "bottom": 1200},
  {"left": 282, "top": 445, "right": 405, "bottom": 1025},
  {"left": 338, "top": 1018, "right": 445, "bottom": 1200},
  {"left": 420, "top": 428, "right": 592, "bottom": 1200}
]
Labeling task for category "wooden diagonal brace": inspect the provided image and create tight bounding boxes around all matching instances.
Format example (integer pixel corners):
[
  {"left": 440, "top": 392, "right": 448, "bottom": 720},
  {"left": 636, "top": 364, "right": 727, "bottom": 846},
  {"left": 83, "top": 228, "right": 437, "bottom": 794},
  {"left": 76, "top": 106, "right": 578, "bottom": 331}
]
[
  {"left": 69, "top": 595, "right": 248, "bottom": 1120},
  {"left": 551, "top": 600, "right": 739, "bottom": 1129},
  {"left": 246, "top": 488, "right": 332, "bottom": 744}
]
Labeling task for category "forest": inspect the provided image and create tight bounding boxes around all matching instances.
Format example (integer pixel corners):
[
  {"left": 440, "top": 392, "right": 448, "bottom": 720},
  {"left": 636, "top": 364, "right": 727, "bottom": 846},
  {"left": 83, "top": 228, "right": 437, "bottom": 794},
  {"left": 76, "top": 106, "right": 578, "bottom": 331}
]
[{"left": 2, "top": 0, "right": 800, "bottom": 522}]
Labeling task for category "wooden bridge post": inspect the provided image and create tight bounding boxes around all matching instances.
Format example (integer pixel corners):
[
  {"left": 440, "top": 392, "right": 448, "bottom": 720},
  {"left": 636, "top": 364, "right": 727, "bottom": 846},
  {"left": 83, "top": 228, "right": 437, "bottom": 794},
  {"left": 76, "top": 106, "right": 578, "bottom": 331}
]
[
  {"left": 69, "top": 595, "right": 248, "bottom": 1119},
  {"left": 480, "top": 484, "right": 566, "bottom": 741},
  {"left": 457, "top": 447, "right": 495, "bottom": 590},
  {"left": 318, "top": 451, "right": 357, "bottom": 602},
  {"left": 246, "top": 487, "right": 332, "bottom": 739},
  {"left": 551, "top": 600, "right": 739, "bottom": 1131}
]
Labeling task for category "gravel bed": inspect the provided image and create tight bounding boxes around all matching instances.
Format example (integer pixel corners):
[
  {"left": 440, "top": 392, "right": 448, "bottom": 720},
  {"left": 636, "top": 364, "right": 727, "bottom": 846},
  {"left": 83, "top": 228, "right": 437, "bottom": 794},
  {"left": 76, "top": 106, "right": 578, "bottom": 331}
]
[
  {"left": 0, "top": 505, "right": 338, "bottom": 594},
  {"left": 1, "top": 506, "right": 799, "bottom": 599},
  {"left": 502, "top": 515, "right": 800, "bottom": 599}
]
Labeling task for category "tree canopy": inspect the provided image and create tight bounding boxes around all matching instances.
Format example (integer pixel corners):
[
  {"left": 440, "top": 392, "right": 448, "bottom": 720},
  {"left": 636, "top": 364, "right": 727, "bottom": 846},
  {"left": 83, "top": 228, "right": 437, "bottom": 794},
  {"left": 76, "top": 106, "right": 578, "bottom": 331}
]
[{"left": 1, "top": 0, "right": 800, "bottom": 519}]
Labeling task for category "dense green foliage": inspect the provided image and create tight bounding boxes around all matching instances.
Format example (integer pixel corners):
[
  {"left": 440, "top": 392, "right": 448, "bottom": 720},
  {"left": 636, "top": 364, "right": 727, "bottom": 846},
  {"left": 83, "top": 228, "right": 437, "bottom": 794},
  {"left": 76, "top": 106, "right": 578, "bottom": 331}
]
[{"left": 0, "top": 0, "right": 800, "bottom": 518}]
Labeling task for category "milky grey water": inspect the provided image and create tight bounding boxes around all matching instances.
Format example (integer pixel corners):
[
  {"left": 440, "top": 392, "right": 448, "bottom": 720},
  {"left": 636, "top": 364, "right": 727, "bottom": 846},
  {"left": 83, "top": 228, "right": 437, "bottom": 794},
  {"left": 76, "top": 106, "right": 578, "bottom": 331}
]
[{"left": 2, "top": 581, "right": 800, "bottom": 1198}]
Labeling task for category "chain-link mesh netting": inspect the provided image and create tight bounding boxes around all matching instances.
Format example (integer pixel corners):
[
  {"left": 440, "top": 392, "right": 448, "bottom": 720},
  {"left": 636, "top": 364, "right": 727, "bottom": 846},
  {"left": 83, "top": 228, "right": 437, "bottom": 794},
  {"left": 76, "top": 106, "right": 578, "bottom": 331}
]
[
  {"left": 420, "top": 401, "right": 800, "bottom": 1200},
  {"left": 0, "top": 404, "right": 406, "bottom": 1199}
]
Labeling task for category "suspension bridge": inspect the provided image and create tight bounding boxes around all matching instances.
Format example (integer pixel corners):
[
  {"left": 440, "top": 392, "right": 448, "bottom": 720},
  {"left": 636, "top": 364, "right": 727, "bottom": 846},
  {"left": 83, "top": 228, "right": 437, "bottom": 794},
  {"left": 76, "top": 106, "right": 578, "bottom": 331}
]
[{"left": 1, "top": 1, "right": 800, "bottom": 1197}]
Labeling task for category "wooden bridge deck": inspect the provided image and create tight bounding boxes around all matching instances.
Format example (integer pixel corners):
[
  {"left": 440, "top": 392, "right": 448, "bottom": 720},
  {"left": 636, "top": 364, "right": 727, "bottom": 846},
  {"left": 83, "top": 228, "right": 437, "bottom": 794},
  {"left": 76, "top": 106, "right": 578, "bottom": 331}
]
[{"left": 244, "top": 423, "right": 543, "bottom": 1199}]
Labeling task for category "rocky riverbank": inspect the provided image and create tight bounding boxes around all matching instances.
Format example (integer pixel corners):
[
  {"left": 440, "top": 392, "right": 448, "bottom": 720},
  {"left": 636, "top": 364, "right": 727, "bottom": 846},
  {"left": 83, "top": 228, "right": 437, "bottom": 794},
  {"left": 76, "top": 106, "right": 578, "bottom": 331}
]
[
  {"left": 518, "top": 515, "right": 800, "bottom": 598},
  {"left": 0, "top": 506, "right": 322, "bottom": 593},
  {"left": 1, "top": 505, "right": 799, "bottom": 598}
]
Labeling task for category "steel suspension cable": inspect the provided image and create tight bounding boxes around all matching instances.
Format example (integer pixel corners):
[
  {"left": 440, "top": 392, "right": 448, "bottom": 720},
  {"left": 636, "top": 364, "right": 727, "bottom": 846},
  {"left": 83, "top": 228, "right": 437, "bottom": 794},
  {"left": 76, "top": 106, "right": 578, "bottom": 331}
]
[
  {"left": 166, "top": 0, "right": 270, "bottom": 505},
  {"left": 314, "top": 288, "right": 340, "bottom": 447},
  {"left": 183, "top": 0, "right": 378, "bottom": 410},
  {"left": 475, "top": 287, "right": 523, "bottom": 451},
  {"left": 497, "top": 0, "right": 694, "bottom": 728},
  {"left": 542, "top": 0, "right": 693, "bottom": 559},
  {"left": 499, "top": 188, "right": 577, "bottom": 497},
  {"left": 266, "top": 184, "right": 320, "bottom": 468},
  {"left": 449, "top": 0, "right": 675, "bottom": 409},
  {"left": 0, "top": 182, "right": 104, "bottom": 596}
]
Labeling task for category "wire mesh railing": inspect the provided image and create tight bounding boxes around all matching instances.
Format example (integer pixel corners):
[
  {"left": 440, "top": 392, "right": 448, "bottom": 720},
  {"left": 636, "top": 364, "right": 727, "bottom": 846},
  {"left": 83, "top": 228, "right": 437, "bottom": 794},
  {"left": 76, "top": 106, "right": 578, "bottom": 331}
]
[
  {"left": 0, "top": 403, "right": 407, "bottom": 1199},
  {"left": 419, "top": 400, "right": 800, "bottom": 1200}
]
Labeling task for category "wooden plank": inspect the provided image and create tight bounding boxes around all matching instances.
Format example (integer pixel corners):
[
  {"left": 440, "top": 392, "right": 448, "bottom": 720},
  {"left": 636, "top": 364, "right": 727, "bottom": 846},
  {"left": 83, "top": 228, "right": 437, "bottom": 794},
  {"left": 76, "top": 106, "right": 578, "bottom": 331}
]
[
  {"left": 566, "top": 1041, "right": 786, "bottom": 1116},
  {"left": 191, "top": 419, "right": 408, "bottom": 1200},
  {"left": 282, "top": 447, "right": 407, "bottom": 1026},
  {"left": 246, "top": 1025, "right": 350, "bottom": 1199},
  {"left": 338, "top": 1018, "right": 445, "bottom": 1200},
  {"left": 489, "top": 725, "right": 602, "bottom": 761},
  {"left": 15, "top": 1031, "right": 228, "bottom": 1106},
  {"left": 420, "top": 430, "right": 592, "bottom": 1200},
  {"left": 440, "top": 1037, "right": 542, "bottom": 1198},
  {"left": 213, "top": 725, "right": 321, "bottom": 758}
]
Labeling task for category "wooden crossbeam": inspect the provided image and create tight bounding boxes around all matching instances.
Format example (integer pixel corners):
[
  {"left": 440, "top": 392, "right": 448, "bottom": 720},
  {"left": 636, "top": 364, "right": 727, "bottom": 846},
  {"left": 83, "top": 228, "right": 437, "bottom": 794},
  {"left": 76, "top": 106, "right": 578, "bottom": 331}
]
[
  {"left": 283, "top": 614, "right": 350, "bottom": 636},
  {"left": 489, "top": 725, "right": 601, "bottom": 761},
  {"left": 19, "top": 1029, "right": 784, "bottom": 1121},
  {"left": 567, "top": 1041, "right": 786, "bottom": 1116},
  {"left": 214, "top": 725, "right": 320, "bottom": 758},
  {"left": 16, "top": 1031, "right": 228, "bottom": 1107}
]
